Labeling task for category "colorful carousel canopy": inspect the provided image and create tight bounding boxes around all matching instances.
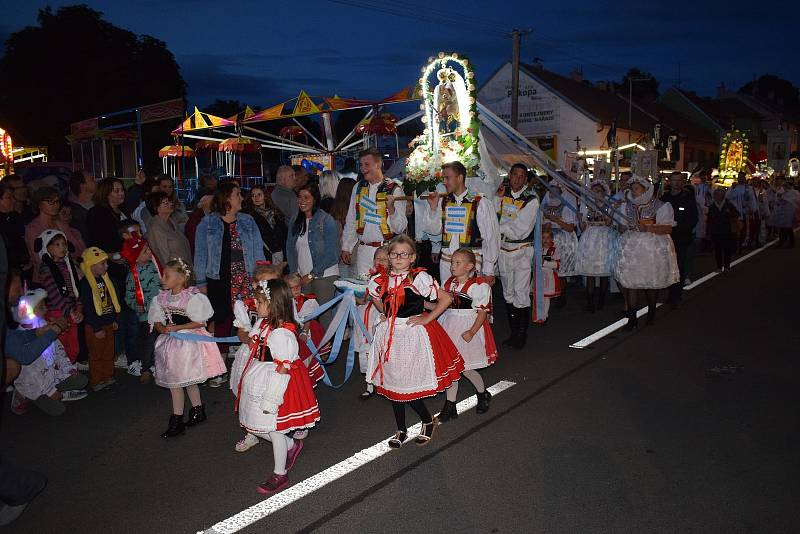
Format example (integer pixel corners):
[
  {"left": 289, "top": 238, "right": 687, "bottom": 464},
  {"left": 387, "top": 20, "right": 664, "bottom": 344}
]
[
  {"left": 280, "top": 125, "right": 306, "bottom": 138},
  {"left": 356, "top": 113, "right": 397, "bottom": 136},
  {"left": 218, "top": 137, "right": 261, "bottom": 153},
  {"left": 159, "top": 145, "right": 195, "bottom": 157},
  {"left": 194, "top": 140, "right": 220, "bottom": 150}
]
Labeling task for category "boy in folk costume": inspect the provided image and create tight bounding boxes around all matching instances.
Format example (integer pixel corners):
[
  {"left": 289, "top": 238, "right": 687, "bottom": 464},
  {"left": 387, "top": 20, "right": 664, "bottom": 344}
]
[
  {"left": 35, "top": 229, "right": 84, "bottom": 362},
  {"left": 340, "top": 148, "right": 408, "bottom": 277},
  {"left": 438, "top": 248, "right": 497, "bottom": 421},
  {"left": 121, "top": 232, "right": 162, "bottom": 384},
  {"left": 79, "top": 247, "right": 121, "bottom": 390},
  {"left": 494, "top": 163, "right": 539, "bottom": 349},
  {"left": 531, "top": 225, "right": 562, "bottom": 324},
  {"left": 420, "top": 161, "right": 499, "bottom": 285}
]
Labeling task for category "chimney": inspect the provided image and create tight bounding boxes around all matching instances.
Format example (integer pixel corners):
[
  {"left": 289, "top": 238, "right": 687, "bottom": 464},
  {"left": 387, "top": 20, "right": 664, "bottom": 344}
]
[{"left": 570, "top": 67, "right": 583, "bottom": 83}]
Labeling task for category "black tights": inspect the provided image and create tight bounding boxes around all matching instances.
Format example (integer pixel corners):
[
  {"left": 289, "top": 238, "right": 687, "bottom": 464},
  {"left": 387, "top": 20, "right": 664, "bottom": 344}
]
[
  {"left": 586, "top": 276, "right": 609, "bottom": 294},
  {"left": 623, "top": 288, "right": 657, "bottom": 313},
  {"left": 392, "top": 399, "right": 432, "bottom": 432}
]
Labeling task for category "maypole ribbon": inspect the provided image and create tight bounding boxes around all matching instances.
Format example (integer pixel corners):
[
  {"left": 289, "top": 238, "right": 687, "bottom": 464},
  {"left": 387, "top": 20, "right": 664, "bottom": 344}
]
[{"left": 532, "top": 205, "right": 545, "bottom": 320}]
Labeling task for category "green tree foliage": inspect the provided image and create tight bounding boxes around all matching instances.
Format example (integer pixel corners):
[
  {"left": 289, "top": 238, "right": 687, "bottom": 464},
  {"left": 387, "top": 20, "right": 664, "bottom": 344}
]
[{"left": 0, "top": 4, "right": 186, "bottom": 159}]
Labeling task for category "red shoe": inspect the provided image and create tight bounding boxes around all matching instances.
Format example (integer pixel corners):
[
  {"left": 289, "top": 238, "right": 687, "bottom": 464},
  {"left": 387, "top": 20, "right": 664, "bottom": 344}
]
[
  {"left": 285, "top": 440, "right": 304, "bottom": 472},
  {"left": 256, "top": 473, "right": 289, "bottom": 496}
]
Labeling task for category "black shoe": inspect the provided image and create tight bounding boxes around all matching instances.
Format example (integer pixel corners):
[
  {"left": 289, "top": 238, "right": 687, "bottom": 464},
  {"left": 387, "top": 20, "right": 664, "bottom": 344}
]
[
  {"left": 185, "top": 405, "right": 207, "bottom": 427},
  {"left": 476, "top": 391, "right": 492, "bottom": 414},
  {"left": 596, "top": 292, "right": 605, "bottom": 311},
  {"left": 624, "top": 310, "right": 638, "bottom": 331},
  {"left": 515, "top": 307, "right": 529, "bottom": 349},
  {"left": 358, "top": 388, "right": 376, "bottom": 401},
  {"left": 388, "top": 431, "right": 407, "bottom": 449},
  {"left": 439, "top": 399, "right": 458, "bottom": 422},
  {"left": 161, "top": 414, "right": 185, "bottom": 438},
  {"left": 646, "top": 309, "right": 656, "bottom": 325}
]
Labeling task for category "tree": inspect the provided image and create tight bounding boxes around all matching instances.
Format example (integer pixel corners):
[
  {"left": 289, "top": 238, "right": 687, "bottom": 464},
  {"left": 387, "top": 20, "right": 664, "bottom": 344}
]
[
  {"left": 740, "top": 75, "right": 799, "bottom": 108},
  {"left": 618, "top": 68, "right": 660, "bottom": 102},
  {"left": 0, "top": 4, "right": 185, "bottom": 160}
]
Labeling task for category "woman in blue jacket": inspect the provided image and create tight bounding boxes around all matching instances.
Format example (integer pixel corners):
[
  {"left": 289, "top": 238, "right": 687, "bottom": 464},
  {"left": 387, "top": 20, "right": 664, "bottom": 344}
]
[
  {"left": 286, "top": 184, "right": 340, "bottom": 325},
  {"left": 194, "top": 182, "right": 265, "bottom": 381}
]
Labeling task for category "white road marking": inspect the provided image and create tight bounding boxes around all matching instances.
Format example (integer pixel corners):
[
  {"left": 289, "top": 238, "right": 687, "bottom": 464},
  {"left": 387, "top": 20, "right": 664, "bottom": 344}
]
[
  {"left": 201, "top": 380, "right": 517, "bottom": 534},
  {"left": 569, "top": 237, "right": 779, "bottom": 349}
]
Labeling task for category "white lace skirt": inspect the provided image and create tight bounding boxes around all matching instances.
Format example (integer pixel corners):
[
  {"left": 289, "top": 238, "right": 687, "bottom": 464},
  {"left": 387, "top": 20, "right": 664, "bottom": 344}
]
[
  {"left": 553, "top": 229, "right": 578, "bottom": 277},
  {"left": 613, "top": 232, "right": 679, "bottom": 289},
  {"left": 576, "top": 225, "right": 616, "bottom": 277}
]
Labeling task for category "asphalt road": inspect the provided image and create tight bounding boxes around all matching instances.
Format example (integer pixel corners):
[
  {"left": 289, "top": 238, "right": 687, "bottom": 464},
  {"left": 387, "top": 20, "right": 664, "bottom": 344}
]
[{"left": 2, "top": 241, "right": 798, "bottom": 534}]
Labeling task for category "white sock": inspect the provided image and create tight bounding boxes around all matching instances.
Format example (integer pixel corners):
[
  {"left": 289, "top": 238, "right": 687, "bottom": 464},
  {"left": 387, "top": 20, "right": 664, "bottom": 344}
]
[
  {"left": 446, "top": 382, "right": 459, "bottom": 402},
  {"left": 268, "top": 431, "right": 293, "bottom": 475},
  {"left": 365, "top": 382, "right": 374, "bottom": 393},
  {"left": 462, "top": 369, "right": 485, "bottom": 393}
]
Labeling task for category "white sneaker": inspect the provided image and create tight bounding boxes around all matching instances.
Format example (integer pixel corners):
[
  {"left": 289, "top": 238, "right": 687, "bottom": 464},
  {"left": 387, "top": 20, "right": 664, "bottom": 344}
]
[
  {"left": 76, "top": 362, "right": 90, "bottom": 372},
  {"left": 61, "top": 389, "right": 88, "bottom": 402},
  {"left": 114, "top": 353, "right": 128, "bottom": 369},
  {"left": 127, "top": 360, "right": 142, "bottom": 377},
  {"left": 208, "top": 375, "right": 228, "bottom": 387},
  {"left": 234, "top": 433, "right": 259, "bottom": 452}
]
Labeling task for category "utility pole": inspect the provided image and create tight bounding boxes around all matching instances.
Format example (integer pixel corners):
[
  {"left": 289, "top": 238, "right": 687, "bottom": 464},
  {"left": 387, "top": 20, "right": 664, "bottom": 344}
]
[
  {"left": 628, "top": 75, "right": 652, "bottom": 134},
  {"left": 508, "top": 28, "right": 532, "bottom": 130}
]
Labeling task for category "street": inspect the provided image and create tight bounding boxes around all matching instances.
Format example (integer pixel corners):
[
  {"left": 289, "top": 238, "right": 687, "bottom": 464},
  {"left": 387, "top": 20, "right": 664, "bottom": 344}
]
[{"left": 3, "top": 241, "right": 799, "bottom": 534}]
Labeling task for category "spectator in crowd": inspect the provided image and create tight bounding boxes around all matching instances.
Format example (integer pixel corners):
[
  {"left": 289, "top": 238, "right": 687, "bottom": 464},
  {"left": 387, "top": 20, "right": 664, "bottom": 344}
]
[
  {"left": 329, "top": 177, "right": 357, "bottom": 279},
  {"left": 243, "top": 184, "right": 287, "bottom": 264},
  {"left": 661, "top": 171, "right": 698, "bottom": 307},
  {"left": 339, "top": 157, "right": 358, "bottom": 182},
  {"left": 131, "top": 179, "right": 160, "bottom": 232},
  {"left": 156, "top": 175, "right": 189, "bottom": 232},
  {"left": 3, "top": 175, "right": 32, "bottom": 223},
  {"left": 707, "top": 187, "right": 740, "bottom": 271},
  {"left": 286, "top": 184, "right": 340, "bottom": 326},
  {"left": 144, "top": 191, "right": 192, "bottom": 267},
  {"left": 0, "top": 183, "right": 32, "bottom": 280},
  {"left": 86, "top": 178, "right": 133, "bottom": 257},
  {"left": 185, "top": 194, "right": 213, "bottom": 256},
  {"left": 194, "top": 182, "right": 265, "bottom": 383},
  {"left": 293, "top": 165, "right": 310, "bottom": 189},
  {"left": 24, "top": 187, "right": 85, "bottom": 283},
  {"left": 318, "top": 170, "right": 339, "bottom": 213},
  {"left": 124, "top": 169, "right": 149, "bottom": 214},
  {"left": 67, "top": 170, "right": 96, "bottom": 240},
  {"left": 196, "top": 174, "right": 218, "bottom": 200},
  {"left": 271, "top": 165, "right": 299, "bottom": 220}
]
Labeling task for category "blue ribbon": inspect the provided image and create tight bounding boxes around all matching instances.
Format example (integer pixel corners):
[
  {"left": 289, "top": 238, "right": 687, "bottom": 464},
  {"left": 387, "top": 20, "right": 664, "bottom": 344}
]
[{"left": 532, "top": 206, "right": 545, "bottom": 320}]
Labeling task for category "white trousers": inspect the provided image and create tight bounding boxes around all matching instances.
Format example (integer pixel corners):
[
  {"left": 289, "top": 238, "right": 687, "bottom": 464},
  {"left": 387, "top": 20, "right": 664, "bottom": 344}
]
[
  {"left": 499, "top": 245, "right": 534, "bottom": 309},
  {"left": 353, "top": 243, "right": 380, "bottom": 279}
]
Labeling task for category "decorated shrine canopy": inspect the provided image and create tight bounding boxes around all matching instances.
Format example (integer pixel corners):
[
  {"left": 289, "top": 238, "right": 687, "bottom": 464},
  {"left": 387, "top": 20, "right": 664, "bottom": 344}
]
[{"left": 172, "top": 88, "right": 419, "bottom": 134}]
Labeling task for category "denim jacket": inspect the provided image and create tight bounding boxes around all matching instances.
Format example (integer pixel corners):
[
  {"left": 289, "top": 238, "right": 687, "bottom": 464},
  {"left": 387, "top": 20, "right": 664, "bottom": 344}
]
[
  {"left": 194, "top": 212, "right": 266, "bottom": 286},
  {"left": 286, "top": 210, "right": 339, "bottom": 277}
]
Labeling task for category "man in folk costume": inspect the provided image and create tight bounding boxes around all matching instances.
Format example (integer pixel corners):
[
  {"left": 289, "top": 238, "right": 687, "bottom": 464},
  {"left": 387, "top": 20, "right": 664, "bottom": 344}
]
[
  {"left": 725, "top": 171, "right": 758, "bottom": 250},
  {"left": 494, "top": 163, "right": 538, "bottom": 349},
  {"left": 421, "top": 161, "right": 499, "bottom": 285},
  {"left": 340, "top": 148, "right": 408, "bottom": 277}
]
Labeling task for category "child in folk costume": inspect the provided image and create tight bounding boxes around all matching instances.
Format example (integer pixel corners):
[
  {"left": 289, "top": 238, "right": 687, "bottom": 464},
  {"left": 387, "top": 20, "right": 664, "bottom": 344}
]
[
  {"left": 576, "top": 180, "right": 616, "bottom": 312},
  {"left": 35, "top": 229, "right": 84, "bottom": 362},
  {"left": 356, "top": 244, "right": 389, "bottom": 400},
  {"left": 231, "top": 279, "right": 320, "bottom": 496},
  {"left": 285, "top": 273, "right": 327, "bottom": 384},
  {"left": 542, "top": 182, "right": 578, "bottom": 279},
  {"left": 366, "top": 235, "right": 464, "bottom": 449},
  {"left": 531, "top": 225, "right": 562, "bottom": 324},
  {"left": 149, "top": 259, "right": 226, "bottom": 438},
  {"left": 437, "top": 248, "right": 497, "bottom": 422}
]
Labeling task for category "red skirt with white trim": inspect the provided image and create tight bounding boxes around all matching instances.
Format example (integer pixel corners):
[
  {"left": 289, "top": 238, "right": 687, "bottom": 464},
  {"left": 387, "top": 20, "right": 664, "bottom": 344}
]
[
  {"left": 298, "top": 320, "right": 327, "bottom": 385},
  {"left": 367, "top": 315, "right": 464, "bottom": 402},
  {"left": 438, "top": 309, "right": 498, "bottom": 370}
]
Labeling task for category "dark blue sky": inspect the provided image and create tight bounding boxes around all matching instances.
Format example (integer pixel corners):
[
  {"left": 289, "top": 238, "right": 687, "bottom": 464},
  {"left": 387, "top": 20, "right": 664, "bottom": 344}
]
[{"left": 2, "top": 0, "right": 798, "bottom": 108}]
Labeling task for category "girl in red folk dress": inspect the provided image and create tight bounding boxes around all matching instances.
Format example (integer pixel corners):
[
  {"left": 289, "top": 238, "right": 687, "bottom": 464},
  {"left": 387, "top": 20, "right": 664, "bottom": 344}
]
[
  {"left": 437, "top": 248, "right": 497, "bottom": 421},
  {"left": 366, "top": 235, "right": 464, "bottom": 449},
  {"left": 231, "top": 279, "right": 320, "bottom": 496},
  {"left": 285, "top": 273, "right": 327, "bottom": 385},
  {"left": 531, "top": 225, "right": 562, "bottom": 324}
]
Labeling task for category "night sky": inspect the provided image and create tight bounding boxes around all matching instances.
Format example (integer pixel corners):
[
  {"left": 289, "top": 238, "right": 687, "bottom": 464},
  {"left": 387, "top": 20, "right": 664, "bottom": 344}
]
[{"left": 2, "top": 0, "right": 798, "bottom": 108}]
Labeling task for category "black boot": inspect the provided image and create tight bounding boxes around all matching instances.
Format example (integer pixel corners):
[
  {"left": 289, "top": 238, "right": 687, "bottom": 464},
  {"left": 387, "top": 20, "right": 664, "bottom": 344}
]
[
  {"left": 161, "top": 414, "right": 185, "bottom": 438},
  {"left": 624, "top": 310, "right": 638, "bottom": 331},
  {"left": 502, "top": 304, "right": 518, "bottom": 347},
  {"left": 476, "top": 391, "right": 492, "bottom": 414},
  {"left": 646, "top": 307, "right": 656, "bottom": 326},
  {"left": 186, "top": 404, "right": 207, "bottom": 427},
  {"left": 585, "top": 291, "right": 596, "bottom": 312},
  {"left": 439, "top": 400, "right": 458, "bottom": 422},
  {"left": 515, "top": 307, "right": 529, "bottom": 349}
]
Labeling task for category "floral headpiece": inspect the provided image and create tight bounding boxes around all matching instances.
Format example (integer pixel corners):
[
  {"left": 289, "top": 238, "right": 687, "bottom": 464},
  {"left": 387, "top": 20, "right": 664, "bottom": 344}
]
[
  {"left": 172, "top": 257, "right": 192, "bottom": 278},
  {"left": 257, "top": 279, "right": 271, "bottom": 300}
]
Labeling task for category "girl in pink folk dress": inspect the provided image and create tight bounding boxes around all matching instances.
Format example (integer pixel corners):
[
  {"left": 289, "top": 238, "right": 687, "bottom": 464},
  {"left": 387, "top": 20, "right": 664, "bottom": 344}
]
[
  {"left": 148, "top": 258, "right": 225, "bottom": 438},
  {"left": 531, "top": 225, "right": 562, "bottom": 324}
]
